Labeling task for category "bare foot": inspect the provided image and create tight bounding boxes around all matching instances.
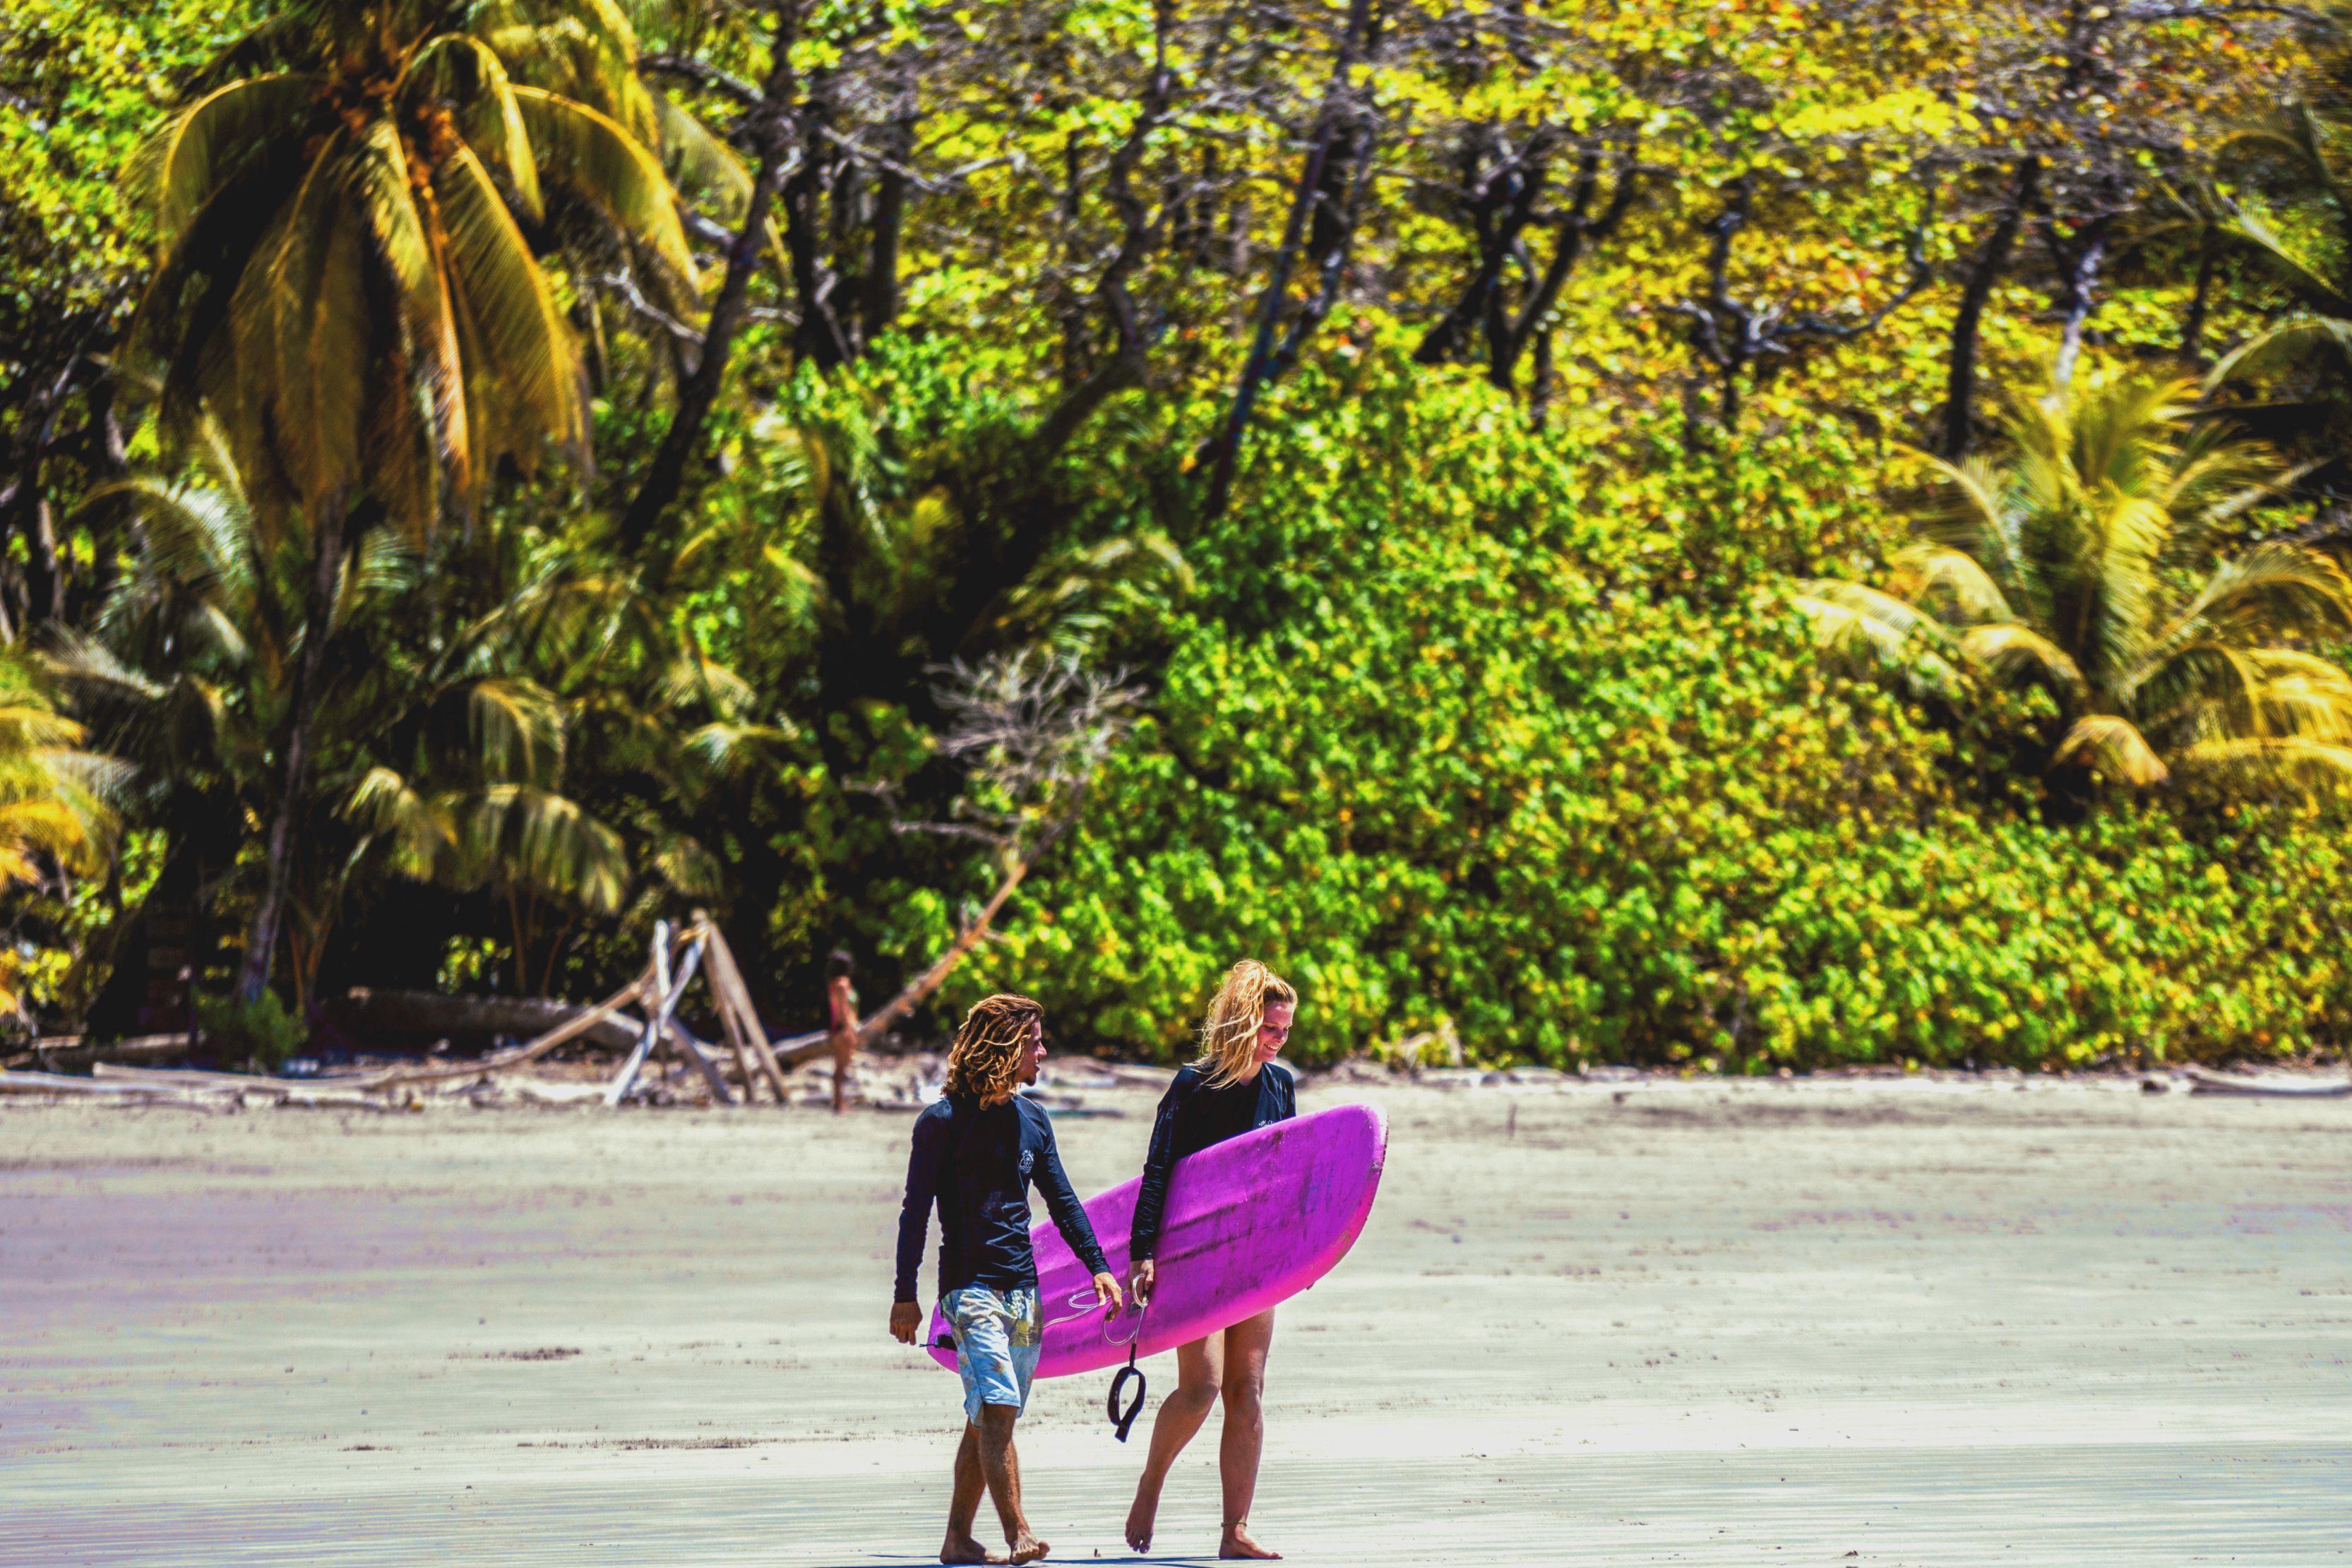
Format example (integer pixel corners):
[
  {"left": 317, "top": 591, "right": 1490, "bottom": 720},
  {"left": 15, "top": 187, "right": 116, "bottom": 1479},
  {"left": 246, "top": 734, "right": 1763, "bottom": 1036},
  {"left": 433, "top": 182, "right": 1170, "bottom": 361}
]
[
  {"left": 1008, "top": 1532, "right": 1050, "bottom": 1563},
  {"left": 1124, "top": 1483, "right": 1160, "bottom": 1552},
  {"left": 939, "top": 1535, "right": 1006, "bottom": 1564},
  {"left": 1219, "top": 1521, "right": 1280, "bottom": 1560}
]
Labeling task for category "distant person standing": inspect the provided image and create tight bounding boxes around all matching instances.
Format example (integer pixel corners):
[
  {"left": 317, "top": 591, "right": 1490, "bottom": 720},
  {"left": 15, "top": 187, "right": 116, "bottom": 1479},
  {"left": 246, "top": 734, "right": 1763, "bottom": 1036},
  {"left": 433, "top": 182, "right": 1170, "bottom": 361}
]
[
  {"left": 1123, "top": 960, "right": 1299, "bottom": 1560},
  {"left": 826, "top": 949, "right": 858, "bottom": 1114},
  {"left": 891, "top": 994, "right": 1123, "bottom": 1564}
]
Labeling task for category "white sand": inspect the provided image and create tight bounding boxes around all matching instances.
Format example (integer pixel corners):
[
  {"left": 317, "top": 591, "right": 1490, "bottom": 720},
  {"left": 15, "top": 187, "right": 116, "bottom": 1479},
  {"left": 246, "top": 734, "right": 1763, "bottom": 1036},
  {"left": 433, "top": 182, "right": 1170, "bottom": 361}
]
[{"left": 3, "top": 1075, "right": 2348, "bottom": 1565}]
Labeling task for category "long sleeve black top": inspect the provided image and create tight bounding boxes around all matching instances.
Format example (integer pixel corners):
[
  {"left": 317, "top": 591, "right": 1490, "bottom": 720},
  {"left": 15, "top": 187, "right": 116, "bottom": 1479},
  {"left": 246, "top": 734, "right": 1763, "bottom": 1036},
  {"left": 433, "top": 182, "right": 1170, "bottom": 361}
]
[
  {"left": 894, "top": 1093, "right": 1111, "bottom": 1303},
  {"left": 1130, "top": 1062, "right": 1297, "bottom": 1263}
]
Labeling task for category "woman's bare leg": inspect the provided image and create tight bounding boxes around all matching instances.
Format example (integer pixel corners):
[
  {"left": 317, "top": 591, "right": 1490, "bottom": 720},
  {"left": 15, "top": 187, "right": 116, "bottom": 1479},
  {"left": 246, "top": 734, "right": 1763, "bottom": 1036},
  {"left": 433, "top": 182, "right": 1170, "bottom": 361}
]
[
  {"left": 1217, "top": 1309, "right": 1279, "bottom": 1560},
  {"left": 1124, "top": 1332, "right": 1223, "bottom": 1550},
  {"left": 830, "top": 1037, "right": 852, "bottom": 1113}
]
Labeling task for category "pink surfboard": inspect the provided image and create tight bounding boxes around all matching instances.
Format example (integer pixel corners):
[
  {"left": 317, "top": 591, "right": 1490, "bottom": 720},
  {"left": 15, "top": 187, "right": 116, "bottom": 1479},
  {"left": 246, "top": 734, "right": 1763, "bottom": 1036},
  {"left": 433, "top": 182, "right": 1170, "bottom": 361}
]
[{"left": 926, "top": 1101, "right": 1387, "bottom": 1380}]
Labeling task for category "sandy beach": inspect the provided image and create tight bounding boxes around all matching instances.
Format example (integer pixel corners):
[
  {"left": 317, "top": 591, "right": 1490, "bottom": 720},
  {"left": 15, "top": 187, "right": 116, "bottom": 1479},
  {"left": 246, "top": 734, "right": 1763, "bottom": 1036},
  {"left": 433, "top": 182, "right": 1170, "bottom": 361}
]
[{"left": 4, "top": 1072, "right": 2348, "bottom": 1566}]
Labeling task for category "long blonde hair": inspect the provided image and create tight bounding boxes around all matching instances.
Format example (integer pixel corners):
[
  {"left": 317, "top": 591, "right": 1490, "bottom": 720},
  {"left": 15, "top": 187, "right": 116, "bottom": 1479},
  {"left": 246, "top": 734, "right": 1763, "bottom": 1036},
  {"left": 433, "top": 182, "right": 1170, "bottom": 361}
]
[
  {"left": 1193, "top": 960, "right": 1296, "bottom": 1089},
  {"left": 943, "top": 993, "right": 1043, "bottom": 1107}
]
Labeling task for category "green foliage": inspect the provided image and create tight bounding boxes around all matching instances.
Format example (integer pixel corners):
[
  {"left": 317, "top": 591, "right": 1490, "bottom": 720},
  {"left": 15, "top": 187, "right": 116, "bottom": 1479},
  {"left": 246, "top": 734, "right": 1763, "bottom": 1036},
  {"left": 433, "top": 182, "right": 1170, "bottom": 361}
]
[
  {"left": 1801, "top": 376, "right": 2352, "bottom": 794},
  {"left": 10, "top": 0, "right": 2352, "bottom": 1071},
  {"left": 960, "top": 352, "right": 2352, "bottom": 1069},
  {"left": 196, "top": 988, "right": 305, "bottom": 1072}
]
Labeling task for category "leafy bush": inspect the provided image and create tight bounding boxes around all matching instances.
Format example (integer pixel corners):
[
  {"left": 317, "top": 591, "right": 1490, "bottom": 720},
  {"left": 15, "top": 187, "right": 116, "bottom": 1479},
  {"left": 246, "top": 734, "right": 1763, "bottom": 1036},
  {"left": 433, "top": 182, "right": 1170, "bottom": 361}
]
[
  {"left": 196, "top": 992, "right": 306, "bottom": 1075},
  {"left": 957, "top": 350, "right": 2352, "bottom": 1069}
]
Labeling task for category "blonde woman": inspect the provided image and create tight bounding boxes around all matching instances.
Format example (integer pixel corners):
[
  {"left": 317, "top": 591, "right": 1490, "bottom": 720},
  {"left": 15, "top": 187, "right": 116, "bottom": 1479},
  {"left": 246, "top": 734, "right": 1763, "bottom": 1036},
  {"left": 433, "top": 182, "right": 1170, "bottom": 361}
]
[
  {"left": 1123, "top": 960, "right": 1299, "bottom": 1560},
  {"left": 891, "top": 994, "right": 1122, "bottom": 1564}
]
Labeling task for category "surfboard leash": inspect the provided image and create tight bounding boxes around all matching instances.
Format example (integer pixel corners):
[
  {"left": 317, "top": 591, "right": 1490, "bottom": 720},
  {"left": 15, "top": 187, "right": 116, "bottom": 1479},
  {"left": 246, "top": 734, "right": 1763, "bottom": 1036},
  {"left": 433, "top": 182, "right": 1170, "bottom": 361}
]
[{"left": 1105, "top": 1299, "right": 1147, "bottom": 1442}]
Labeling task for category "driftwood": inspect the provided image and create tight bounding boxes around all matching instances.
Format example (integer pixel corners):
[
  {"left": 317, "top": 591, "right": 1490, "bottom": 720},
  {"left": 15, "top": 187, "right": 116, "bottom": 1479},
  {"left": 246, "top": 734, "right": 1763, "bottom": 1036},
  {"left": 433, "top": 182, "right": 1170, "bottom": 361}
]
[
  {"left": 1, "top": 1069, "right": 205, "bottom": 1097},
  {"left": 332, "top": 988, "right": 644, "bottom": 1055},
  {"left": 852, "top": 857, "right": 1030, "bottom": 1049},
  {"left": 2183, "top": 1067, "right": 2352, "bottom": 1099},
  {"left": 333, "top": 971, "right": 655, "bottom": 1091},
  {"left": 89, "top": 1063, "right": 400, "bottom": 1108},
  {"left": 16, "top": 1034, "right": 195, "bottom": 1072},
  {"left": 607, "top": 924, "right": 706, "bottom": 1106},
  {"left": 696, "top": 914, "right": 792, "bottom": 1101}
]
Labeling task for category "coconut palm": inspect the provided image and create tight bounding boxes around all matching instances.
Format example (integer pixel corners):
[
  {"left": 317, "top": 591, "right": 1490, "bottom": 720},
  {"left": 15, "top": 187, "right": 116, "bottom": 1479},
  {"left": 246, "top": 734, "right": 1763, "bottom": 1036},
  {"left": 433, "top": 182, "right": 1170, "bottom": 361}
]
[
  {"left": 56, "top": 428, "right": 647, "bottom": 1010},
  {"left": 1798, "top": 376, "right": 2352, "bottom": 794},
  {"left": 120, "top": 0, "right": 698, "bottom": 998},
  {"left": 0, "top": 657, "right": 119, "bottom": 1017},
  {"left": 2192, "top": 106, "right": 2352, "bottom": 391}
]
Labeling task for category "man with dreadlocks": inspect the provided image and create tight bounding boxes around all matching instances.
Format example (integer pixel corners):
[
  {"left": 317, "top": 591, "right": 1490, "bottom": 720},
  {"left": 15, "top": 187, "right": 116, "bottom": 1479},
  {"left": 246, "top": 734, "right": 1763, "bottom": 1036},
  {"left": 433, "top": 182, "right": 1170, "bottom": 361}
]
[{"left": 892, "top": 993, "right": 1122, "bottom": 1565}]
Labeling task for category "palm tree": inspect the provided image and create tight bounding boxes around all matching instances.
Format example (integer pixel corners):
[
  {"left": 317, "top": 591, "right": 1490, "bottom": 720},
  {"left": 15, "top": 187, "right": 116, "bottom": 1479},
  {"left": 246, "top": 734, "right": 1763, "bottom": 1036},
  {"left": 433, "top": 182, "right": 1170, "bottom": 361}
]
[
  {"left": 120, "top": 0, "right": 698, "bottom": 999},
  {"left": 0, "top": 656, "right": 117, "bottom": 1017},
  {"left": 2199, "top": 108, "right": 2352, "bottom": 392},
  {"left": 1799, "top": 376, "right": 2352, "bottom": 794},
  {"left": 57, "top": 427, "right": 648, "bottom": 1010}
]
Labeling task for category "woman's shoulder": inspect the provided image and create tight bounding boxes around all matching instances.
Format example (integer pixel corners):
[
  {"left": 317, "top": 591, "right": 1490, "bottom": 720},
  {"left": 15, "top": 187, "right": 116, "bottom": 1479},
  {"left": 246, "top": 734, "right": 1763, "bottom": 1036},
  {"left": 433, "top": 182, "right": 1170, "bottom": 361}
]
[
  {"left": 1169, "top": 1063, "right": 1206, "bottom": 1091},
  {"left": 1265, "top": 1063, "right": 1297, "bottom": 1096}
]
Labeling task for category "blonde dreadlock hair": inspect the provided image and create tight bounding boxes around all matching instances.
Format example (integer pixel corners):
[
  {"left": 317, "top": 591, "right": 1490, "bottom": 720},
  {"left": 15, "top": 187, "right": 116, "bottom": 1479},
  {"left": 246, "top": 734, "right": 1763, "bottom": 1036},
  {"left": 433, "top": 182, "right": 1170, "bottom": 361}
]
[
  {"left": 943, "top": 993, "right": 1044, "bottom": 1107},
  {"left": 1193, "top": 960, "right": 1296, "bottom": 1089}
]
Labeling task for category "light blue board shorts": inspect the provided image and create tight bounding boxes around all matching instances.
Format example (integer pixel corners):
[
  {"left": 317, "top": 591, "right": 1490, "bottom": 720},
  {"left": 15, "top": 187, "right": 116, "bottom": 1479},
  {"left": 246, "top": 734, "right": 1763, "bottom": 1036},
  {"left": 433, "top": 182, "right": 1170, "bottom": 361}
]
[{"left": 943, "top": 1285, "right": 1041, "bottom": 1423}]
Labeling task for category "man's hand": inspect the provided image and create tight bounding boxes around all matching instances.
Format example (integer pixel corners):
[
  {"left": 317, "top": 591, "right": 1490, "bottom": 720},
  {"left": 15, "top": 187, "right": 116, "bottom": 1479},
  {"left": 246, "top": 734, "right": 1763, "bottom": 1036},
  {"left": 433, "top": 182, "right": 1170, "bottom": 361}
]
[
  {"left": 1091, "top": 1271, "right": 1125, "bottom": 1315},
  {"left": 889, "top": 1300, "right": 922, "bottom": 1345},
  {"left": 1128, "top": 1257, "right": 1155, "bottom": 1308}
]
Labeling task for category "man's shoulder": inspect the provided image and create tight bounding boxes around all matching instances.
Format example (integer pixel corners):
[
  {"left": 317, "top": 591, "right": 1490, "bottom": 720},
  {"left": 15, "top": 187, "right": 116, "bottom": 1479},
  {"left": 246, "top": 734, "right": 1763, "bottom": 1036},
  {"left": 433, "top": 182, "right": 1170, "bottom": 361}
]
[
  {"left": 1012, "top": 1094, "right": 1055, "bottom": 1135},
  {"left": 913, "top": 1098, "right": 957, "bottom": 1134}
]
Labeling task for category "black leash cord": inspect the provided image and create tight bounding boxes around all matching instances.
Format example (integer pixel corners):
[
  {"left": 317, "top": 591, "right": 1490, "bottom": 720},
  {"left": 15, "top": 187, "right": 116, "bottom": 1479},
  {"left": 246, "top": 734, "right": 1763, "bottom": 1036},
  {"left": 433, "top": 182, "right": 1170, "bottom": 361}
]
[{"left": 1106, "top": 1299, "right": 1147, "bottom": 1442}]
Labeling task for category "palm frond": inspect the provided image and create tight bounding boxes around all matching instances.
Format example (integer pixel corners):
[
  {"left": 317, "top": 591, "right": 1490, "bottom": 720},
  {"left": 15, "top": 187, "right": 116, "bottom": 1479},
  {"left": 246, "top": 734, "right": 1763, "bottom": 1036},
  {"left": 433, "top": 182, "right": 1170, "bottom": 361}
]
[
  {"left": 1957, "top": 623, "right": 2089, "bottom": 700},
  {"left": 2207, "top": 316, "right": 2352, "bottom": 388},
  {"left": 126, "top": 74, "right": 318, "bottom": 244},
  {"left": 512, "top": 85, "right": 698, "bottom": 306},
  {"left": 433, "top": 142, "right": 585, "bottom": 478},
  {"left": 1791, "top": 580, "right": 1966, "bottom": 697},
  {"left": 406, "top": 33, "right": 544, "bottom": 220},
  {"left": 2052, "top": 713, "right": 2170, "bottom": 786}
]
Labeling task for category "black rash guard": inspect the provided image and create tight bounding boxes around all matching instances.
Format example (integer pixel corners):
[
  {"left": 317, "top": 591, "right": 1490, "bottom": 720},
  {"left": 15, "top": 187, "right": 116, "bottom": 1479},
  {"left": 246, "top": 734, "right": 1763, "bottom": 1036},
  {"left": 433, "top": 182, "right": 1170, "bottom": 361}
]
[
  {"left": 1130, "top": 1062, "right": 1296, "bottom": 1263},
  {"left": 894, "top": 1094, "right": 1110, "bottom": 1303}
]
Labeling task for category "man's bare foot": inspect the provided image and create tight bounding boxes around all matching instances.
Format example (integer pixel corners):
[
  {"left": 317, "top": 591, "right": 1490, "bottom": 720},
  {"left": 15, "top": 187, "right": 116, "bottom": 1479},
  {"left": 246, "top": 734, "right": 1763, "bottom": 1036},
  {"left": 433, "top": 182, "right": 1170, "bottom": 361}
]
[
  {"left": 1219, "top": 1521, "right": 1280, "bottom": 1560},
  {"left": 1124, "top": 1484, "right": 1161, "bottom": 1552},
  {"left": 939, "top": 1534, "right": 1005, "bottom": 1564},
  {"left": 1008, "top": 1532, "right": 1049, "bottom": 1564}
]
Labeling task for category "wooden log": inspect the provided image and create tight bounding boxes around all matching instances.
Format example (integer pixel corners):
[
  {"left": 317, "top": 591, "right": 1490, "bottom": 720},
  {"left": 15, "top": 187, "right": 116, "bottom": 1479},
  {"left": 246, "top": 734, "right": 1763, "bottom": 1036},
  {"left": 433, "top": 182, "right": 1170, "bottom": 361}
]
[
  {"left": 330, "top": 988, "right": 643, "bottom": 1054},
  {"left": 607, "top": 923, "right": 672, "bottom": 1108},
  {"left": 88, "top": 1063, "right": 405, "bottom": 1109},
  {"left": 30, "top": 1034, "right": 194, "bottom": 1072},
  {"left": 0, "top": 1069, "right": 221, "bottom": 1098},
  {"left": 696, "top": 919, "right": 792, "bottom": 1102},
  {"left": 2183, "top": 1067, "right": 2352, "bottom": 1099},
  {"left": 700, "top": 943, "right": 766, "bottom": 1102},
  {"left": 854, "top": 856, "right": 1029, "bottom": 1046},
  {"left": 665, "top": 1019, "right": 738, "bottom": 1104},
  {"left": 340, "top": 971, "right": 654, "bottom": 1091},
  {"left": 606, "top": 927, "right": 704, "bottom": 1108}
]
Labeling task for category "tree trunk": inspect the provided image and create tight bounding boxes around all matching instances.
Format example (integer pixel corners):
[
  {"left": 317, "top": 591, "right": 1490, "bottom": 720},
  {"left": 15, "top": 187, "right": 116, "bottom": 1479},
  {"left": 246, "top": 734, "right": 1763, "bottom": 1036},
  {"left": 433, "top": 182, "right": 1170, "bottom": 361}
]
[
  {"left": 1940, "top": 156, "right": 2038, "bottom": 459},
  {"left": 1200, "top": 0, "right": 1379, "bottom": 522},
  {"left": 861, "top": 110, "right": 913, "bottom": 343},
  {"left": 2180, "top": 232, "right": 2219, "bottom": 362},
  {"left": 237, "top": 501, "right": 347, "bottom": 1003},
  {"left": 1414, "top": 133, "right": 1546, "bottom": 367},
  {"left": 2050, "top": 221, "right": 2108, "bottom": 391},
  {"left": 619, "top": 4, "right": 804, "bottom": 556}
]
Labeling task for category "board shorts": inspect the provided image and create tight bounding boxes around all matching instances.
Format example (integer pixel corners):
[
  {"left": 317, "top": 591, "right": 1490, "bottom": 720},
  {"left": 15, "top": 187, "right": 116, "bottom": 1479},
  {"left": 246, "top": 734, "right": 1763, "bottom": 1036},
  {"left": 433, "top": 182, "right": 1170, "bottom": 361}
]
[{"left": 943, "top": 1284, "right": 1041, "bottom": 1423}]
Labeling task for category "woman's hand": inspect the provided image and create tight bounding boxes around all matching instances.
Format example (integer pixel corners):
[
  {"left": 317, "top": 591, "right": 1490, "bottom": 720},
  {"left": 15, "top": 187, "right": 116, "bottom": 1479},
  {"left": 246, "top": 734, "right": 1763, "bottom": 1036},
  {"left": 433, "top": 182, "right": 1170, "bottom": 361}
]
[
  {"left": 889, "top": 1300, "right": 922, "bottom": 1344},
  {"left": 1091, "top": 1271, "right": 1126, "bottom": 1315},
  {"left": 1128, "top": 1257, "right": 1155, "bottom": 1308}
]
